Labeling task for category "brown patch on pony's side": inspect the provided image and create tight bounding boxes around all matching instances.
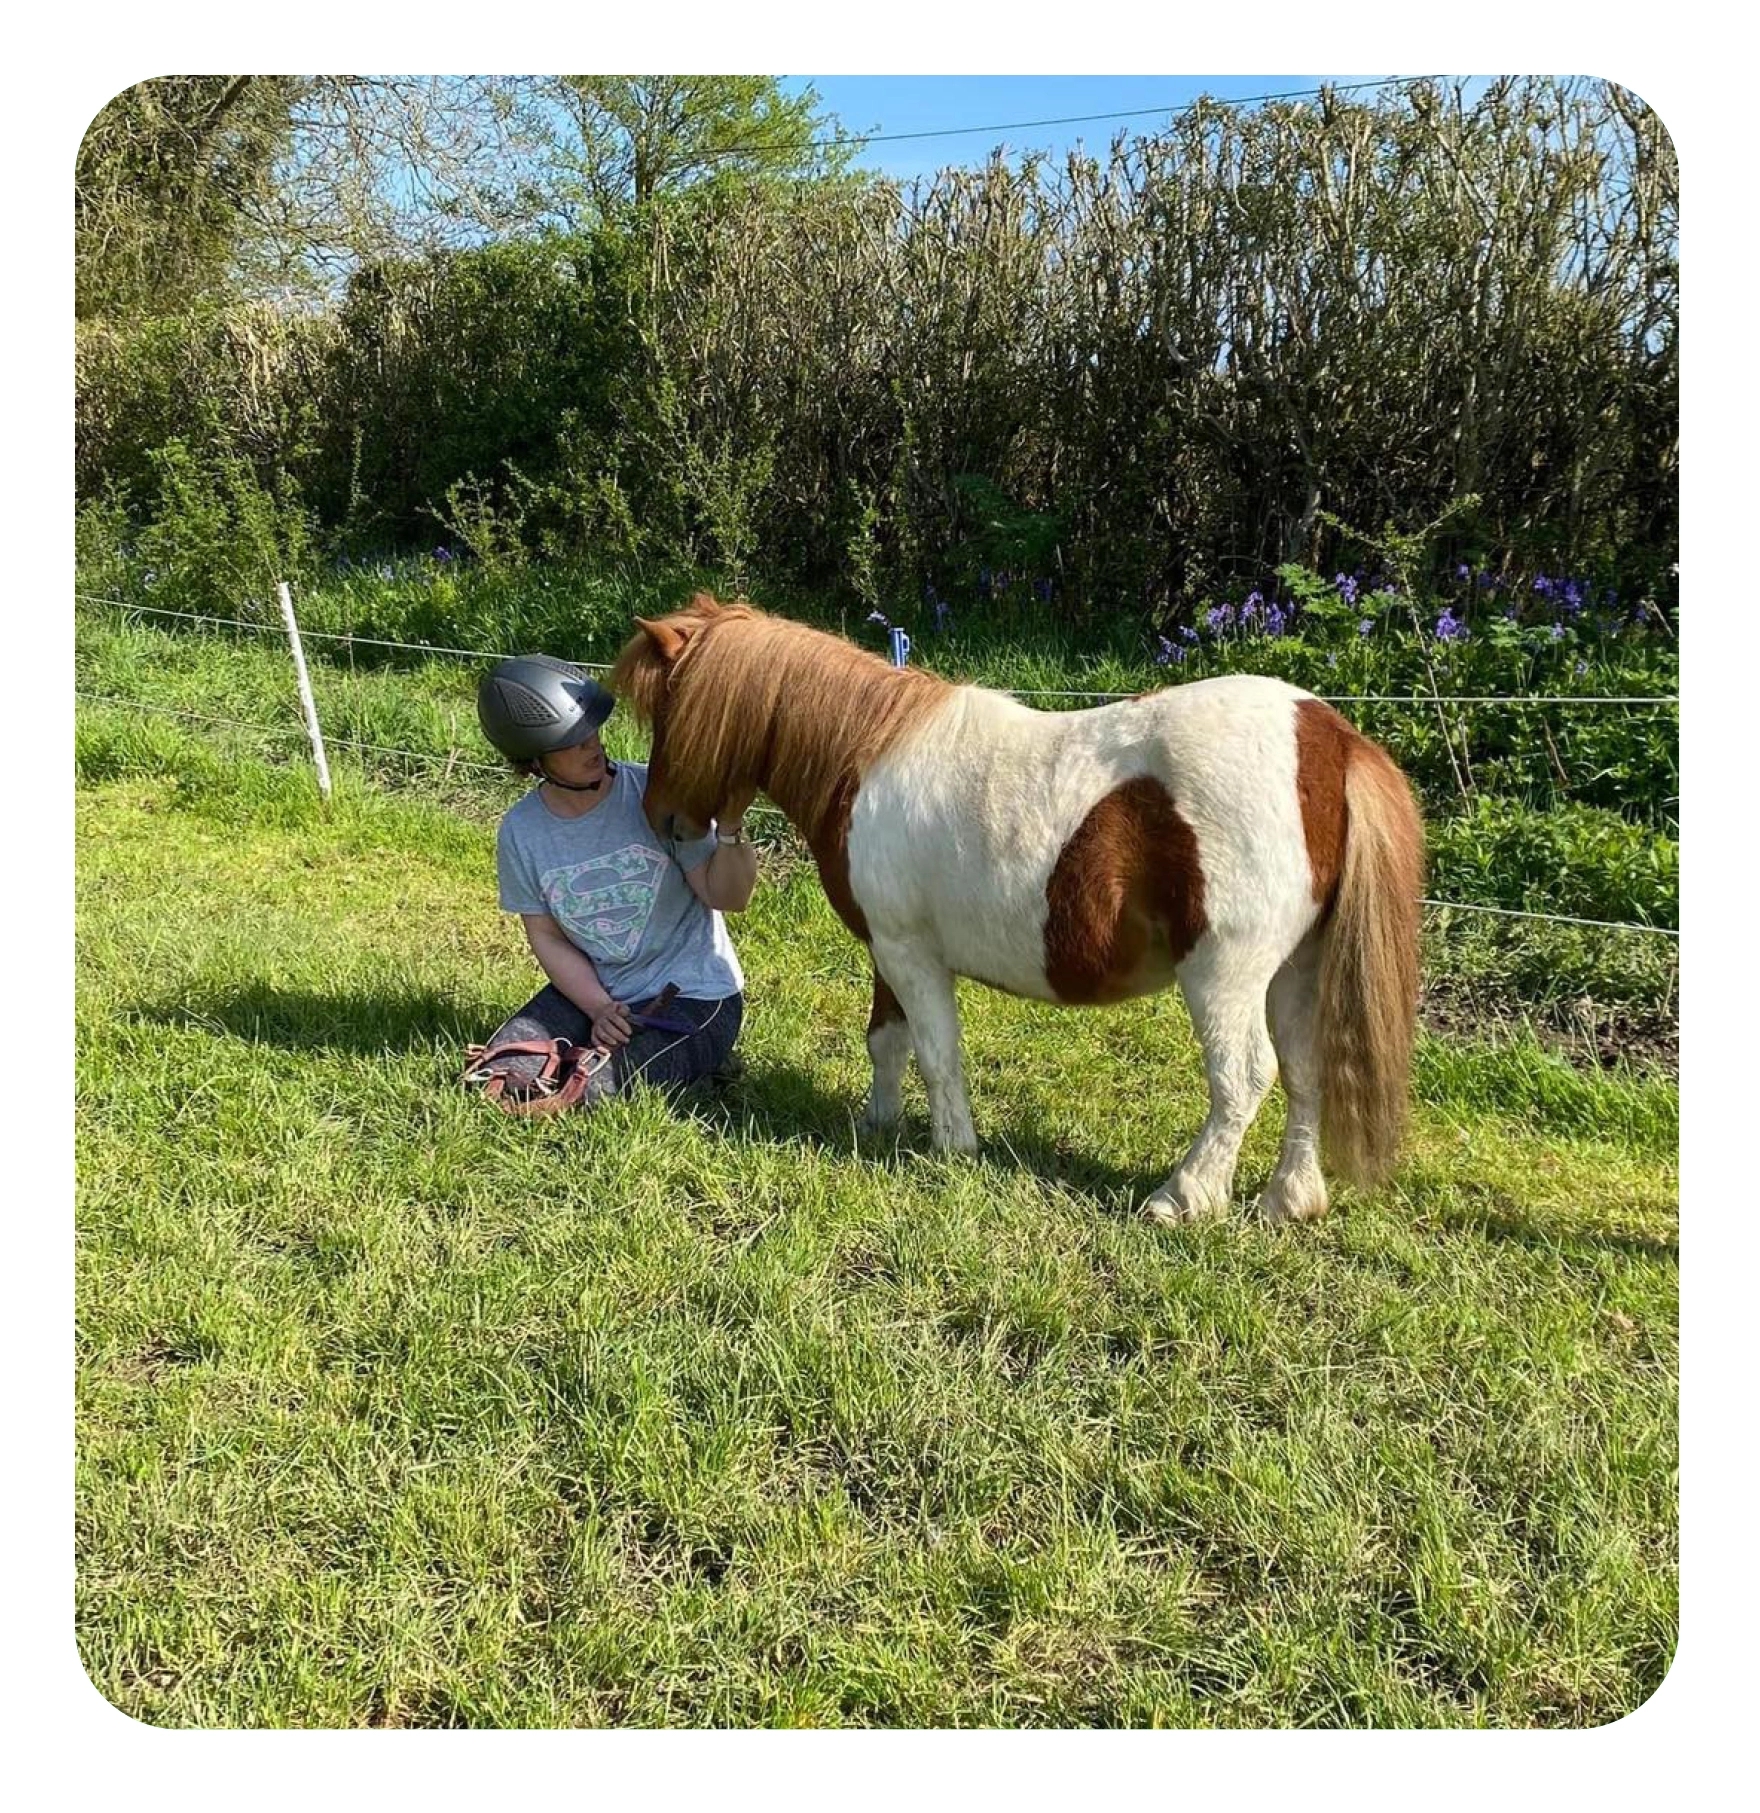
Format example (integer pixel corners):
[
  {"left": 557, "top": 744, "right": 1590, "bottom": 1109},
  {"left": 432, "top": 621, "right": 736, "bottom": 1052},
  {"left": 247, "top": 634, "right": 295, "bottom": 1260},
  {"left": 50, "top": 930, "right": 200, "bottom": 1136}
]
[
  {"left": 608, "top": 594, "right": 951, "bottom": 940},
  {"left": 1043, "top": 777, "right": 1208, "bottom": 1004},
  {"left": 1295, "top": 696, "right": 1354, "bottom": 908}
]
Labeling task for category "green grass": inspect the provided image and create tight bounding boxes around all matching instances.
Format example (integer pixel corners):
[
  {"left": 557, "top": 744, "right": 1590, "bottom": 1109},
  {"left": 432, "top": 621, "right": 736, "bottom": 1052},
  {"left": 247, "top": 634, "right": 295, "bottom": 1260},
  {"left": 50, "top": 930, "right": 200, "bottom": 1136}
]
[{"left": 76, "top": 711, "right": 1677, "bottom": 1727}]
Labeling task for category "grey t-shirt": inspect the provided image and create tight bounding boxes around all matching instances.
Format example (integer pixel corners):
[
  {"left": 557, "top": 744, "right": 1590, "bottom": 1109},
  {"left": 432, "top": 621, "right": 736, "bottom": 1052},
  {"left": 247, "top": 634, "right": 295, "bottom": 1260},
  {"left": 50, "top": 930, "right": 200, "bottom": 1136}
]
[{"left": 496, "top": 761, "right": 745, "bottom": 1004}]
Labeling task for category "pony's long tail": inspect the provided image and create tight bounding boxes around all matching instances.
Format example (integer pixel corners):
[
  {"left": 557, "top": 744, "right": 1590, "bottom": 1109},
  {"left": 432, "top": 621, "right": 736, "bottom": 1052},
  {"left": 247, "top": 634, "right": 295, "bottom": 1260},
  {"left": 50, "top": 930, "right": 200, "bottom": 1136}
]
[{"left": 1318, "top": 735, "right": 1425, "bottom": 1188}]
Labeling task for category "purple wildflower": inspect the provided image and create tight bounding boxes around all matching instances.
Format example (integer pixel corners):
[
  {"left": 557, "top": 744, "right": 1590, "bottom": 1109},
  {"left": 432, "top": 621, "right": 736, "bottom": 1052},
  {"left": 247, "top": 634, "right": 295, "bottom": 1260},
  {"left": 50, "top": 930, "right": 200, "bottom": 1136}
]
[
  {"left": 1155, "top": 635, "right": 1174, "bottom": 665},
  {"left": 434, "top": 546, "right": 453, "bottom": 562},
  {"left": 1179, "top": 625, "right": 1198, "bottom": 643},
  {"left": 933, "top": 598, "right": 953, "bottom": 631},
  {"left": 1549, "top": 622, "right": 1565, "bottom": 640},
  {"left": 1204, "top": 603, "right": 1235, "bottom": 635},
  {"left": 1357, "top": 618, "right": 1374, "bottom": 637},
  {"left": 1033, "top": 577, "right": 1053, "bottom": 603},
  {"left": 1574, "top": 658, "right": 1589, "bottom": 677},
  {"left": 1335, "top": 573, "right": 1359, "bottom": 606},
  {"left": 1265, "top": 603, "right": 1288, "bottom": 635},
  {"left": 1434, "top": 609, "right": 1467, "bottom": 643},
  {"left": 1456, "top": 563, "right": 1471, "bottom": 581}
]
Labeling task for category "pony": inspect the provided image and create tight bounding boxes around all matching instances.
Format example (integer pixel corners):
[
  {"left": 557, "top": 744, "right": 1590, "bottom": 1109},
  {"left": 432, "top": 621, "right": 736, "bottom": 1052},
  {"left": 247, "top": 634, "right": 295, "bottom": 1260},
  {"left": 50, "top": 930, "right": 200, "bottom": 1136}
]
[{"left": 609, "top": 594, "right": 1424, "bottom": 1223}]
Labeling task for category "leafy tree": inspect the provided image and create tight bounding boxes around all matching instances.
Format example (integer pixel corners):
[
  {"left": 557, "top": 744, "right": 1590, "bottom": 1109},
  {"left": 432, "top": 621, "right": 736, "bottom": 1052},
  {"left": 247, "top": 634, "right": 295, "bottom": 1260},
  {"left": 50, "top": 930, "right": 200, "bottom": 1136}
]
[
  {"left": 77, "top": 75, "right": 536, "bottom": 320},
  {"left": 532, "top": 76, "right": 853, "bottom": 223},
  {"left": 76, "top": 77, "right": 298, "bottom": 320}
]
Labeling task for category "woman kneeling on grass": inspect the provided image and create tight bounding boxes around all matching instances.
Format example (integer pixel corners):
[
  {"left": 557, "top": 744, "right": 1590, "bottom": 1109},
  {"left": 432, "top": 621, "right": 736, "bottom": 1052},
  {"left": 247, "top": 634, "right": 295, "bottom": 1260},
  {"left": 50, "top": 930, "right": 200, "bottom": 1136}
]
[{"left": 465, "top": 654, "right": 757, "bottom": 1114}]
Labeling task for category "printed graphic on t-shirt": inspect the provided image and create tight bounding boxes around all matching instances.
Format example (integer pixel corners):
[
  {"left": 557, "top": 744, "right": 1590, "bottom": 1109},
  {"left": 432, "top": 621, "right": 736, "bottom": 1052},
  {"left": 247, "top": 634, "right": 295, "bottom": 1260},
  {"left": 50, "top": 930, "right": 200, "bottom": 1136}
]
[{"left": 540, "top": 843, "right": 669, "bottom": 959}]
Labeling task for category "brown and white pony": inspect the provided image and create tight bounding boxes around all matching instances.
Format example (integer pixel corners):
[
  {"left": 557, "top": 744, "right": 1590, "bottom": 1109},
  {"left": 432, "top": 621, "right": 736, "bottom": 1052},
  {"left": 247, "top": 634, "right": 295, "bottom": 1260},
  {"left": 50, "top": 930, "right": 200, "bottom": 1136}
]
[{"left": 610, "top": 594, "right": 1424, "bottom": 1223}]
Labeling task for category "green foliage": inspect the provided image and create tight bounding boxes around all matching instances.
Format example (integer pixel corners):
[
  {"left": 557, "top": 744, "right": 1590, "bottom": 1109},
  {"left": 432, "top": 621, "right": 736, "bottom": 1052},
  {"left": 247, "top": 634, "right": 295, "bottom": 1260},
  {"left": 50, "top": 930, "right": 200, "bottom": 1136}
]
[
  {"left": 77, "top": 79, "right": 1677, "bottom": 612},
  {"left": 428, "top": 474, "right": 530, "bottom": 577},
  {"left": 131, "top": 439, "right": 319, "bottom": 615},
  {"left": 76, "top": 76, "right": 298, "bottom": 322},
  {"left": 1427, "top": 797, "right": 1677, "bottom": 929},
  {"left": 541, "top": 76, "right": 854, "bottom": 220},
  {"left": 947, "top": 475, "right": 1063, "bottom": 589}
]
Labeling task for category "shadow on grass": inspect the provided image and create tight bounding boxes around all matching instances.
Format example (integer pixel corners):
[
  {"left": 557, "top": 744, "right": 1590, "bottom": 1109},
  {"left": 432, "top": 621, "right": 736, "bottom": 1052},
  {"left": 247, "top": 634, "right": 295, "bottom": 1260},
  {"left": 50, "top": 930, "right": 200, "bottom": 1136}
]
[
  {"left": 133, "top": 981, "right": 1166, "bottom": 1205},
  {"left": 1430, "top": 1190, "right": 1678, "bottom": 1263},
  {"left": 127, "top": 982, "right": 484, "bottom": 1057},
  {"left": 700, "top": 1058, "right": 1166, "bottom": 1211}
]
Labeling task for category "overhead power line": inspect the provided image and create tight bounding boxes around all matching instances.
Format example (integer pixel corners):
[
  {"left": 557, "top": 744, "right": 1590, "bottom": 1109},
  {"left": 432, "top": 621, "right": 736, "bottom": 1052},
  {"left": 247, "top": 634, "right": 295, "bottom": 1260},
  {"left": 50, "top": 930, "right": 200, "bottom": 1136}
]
[{"left": 714, "top": 74, "right": 1447, "bottom": 163}]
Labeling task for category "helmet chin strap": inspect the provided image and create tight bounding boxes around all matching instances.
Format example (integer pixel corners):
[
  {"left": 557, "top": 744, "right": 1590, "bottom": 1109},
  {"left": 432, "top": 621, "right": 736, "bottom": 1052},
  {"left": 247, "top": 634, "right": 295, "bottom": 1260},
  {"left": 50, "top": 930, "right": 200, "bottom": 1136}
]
[{"left": 538, "top": 757, "right": 616, "bottom": 793}]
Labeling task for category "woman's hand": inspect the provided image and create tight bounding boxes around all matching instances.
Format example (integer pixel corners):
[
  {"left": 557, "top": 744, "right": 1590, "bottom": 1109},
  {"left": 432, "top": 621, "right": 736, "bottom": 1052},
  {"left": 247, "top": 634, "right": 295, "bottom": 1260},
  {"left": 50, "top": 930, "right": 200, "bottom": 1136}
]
[{"left": 589, "top": 1000, "right": 633, "bottom": 1049}]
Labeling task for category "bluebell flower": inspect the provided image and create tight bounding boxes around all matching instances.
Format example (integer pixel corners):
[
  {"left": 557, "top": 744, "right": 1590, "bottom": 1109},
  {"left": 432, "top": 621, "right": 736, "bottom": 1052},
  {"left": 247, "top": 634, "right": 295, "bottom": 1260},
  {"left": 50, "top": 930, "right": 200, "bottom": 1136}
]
[
  {"left": 1335, "top": 573, "right": 1359, "bottom": 606},
  {"left": 1574, "top": 658, "right": 1588, "bottom": 677},
  {"left": 377, "top": 562, "right": 395, "bottom": 581},
  {"left": 1265, "top": 603, "right": 1288, "bottom": 635},
  {"left": 932, "top": 598, "right": 953, "bottom": 631},
  {"left": 1549, "top": 622, "right": 1565, "bottom": 640},
  {"left": 1155, "top": 636, "right": 1174, "bottom": 665},
  {"left": 1205, "top": 603, "right": 1235, "bottom": 634},
  {"left": 1434, "top": 609, "right": 1467, "bottom": 642},
  {"left": 1326, "top": 652, "right": 1339, "bottom": 668},
  {"left": 1357, "top": 617, "right": 1374, "bottom": 637},
  {"left": 1033, "top": 577, "right": 1052, "bottom": 603},
  {"left": 1178, "top": 625, "right": 1198, "bottom": 643},
  {"left": 434, "top": 546, "right": 453, "bottom": 562},
  {"left": 1456, "top": 563, "right": 1471, "bottom": 581}
]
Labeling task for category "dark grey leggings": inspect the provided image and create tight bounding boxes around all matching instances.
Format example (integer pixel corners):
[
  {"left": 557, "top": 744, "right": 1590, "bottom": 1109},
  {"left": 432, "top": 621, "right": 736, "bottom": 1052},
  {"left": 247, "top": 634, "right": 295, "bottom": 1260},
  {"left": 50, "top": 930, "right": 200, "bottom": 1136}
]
[{"left": 482, "top": 983, "right": 743, "bottom": 1094}]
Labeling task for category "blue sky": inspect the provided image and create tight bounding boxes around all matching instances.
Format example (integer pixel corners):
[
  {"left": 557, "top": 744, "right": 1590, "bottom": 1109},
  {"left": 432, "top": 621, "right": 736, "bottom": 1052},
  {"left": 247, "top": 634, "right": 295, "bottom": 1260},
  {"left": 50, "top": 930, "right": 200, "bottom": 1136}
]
[{"left": 778, "top": 74, "right": 1452, "bottom": 183}]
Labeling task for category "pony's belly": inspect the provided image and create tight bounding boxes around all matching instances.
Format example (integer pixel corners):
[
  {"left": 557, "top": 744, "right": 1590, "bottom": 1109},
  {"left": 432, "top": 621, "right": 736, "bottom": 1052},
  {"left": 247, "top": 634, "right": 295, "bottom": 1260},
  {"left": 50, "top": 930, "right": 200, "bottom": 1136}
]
[{"left": 931, "top": 904, "right": 1063, "bottom": 999}]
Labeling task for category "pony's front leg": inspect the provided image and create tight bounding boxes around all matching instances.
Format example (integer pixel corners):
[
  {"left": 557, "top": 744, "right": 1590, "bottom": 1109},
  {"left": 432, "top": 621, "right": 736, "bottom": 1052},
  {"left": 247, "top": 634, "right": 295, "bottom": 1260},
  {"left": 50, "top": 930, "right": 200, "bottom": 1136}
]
[
  {"left": 868, "top": 936, "right": 977, "bottom": 1154},
  {"left": 859, "top": 962, "right": 910, "bottom": 1133}
]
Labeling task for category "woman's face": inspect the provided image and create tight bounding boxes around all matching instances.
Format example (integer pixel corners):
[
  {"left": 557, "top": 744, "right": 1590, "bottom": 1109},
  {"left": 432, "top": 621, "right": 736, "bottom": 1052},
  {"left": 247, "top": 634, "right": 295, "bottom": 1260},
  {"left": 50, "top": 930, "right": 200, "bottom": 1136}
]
[{"left": 540, "top": 731, "right": 610, "bottom": 796}]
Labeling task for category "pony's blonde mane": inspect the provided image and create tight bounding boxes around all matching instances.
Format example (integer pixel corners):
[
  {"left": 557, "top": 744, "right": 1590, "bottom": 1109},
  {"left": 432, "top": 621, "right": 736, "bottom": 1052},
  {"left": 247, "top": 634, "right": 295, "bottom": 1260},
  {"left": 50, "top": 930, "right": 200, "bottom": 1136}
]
[{"left": 609, "top": 594, "right": 950, "bottom": 840}]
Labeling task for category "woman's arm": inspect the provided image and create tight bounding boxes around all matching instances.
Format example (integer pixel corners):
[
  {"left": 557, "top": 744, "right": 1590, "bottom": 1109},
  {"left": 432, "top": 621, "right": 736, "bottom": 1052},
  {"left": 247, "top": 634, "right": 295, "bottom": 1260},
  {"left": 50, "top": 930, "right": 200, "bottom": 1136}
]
[
  {"left": 519, "top": 913, "right": 633, "bottom": 1048},
  {"left": 686, "top": 834, "right": 759, "bottom": 913}
]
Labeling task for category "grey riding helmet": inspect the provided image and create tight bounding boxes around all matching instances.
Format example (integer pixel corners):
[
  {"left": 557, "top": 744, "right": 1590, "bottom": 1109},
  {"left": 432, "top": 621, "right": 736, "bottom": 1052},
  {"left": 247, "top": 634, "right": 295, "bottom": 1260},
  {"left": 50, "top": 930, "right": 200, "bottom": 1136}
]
[{"left": 477, "top": 655, "right": 616, "bottom": 763}]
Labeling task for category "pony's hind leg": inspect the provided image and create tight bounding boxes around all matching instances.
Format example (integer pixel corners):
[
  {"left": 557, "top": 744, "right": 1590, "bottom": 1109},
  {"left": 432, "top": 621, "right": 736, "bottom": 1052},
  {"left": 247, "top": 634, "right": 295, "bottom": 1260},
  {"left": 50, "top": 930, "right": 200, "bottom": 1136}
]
[
  {"left": 1144, "top": 940, "right": 1279, "bottom": 1224},
  {"left": 867, "top": 936, "right": 978, "bottom": 1154},
  {"left": 859, "top": 962, "right": 910, "bottom": 1133},
  {"left": 1256, "top": 934, "right": 1330, "bottom": 1224}
]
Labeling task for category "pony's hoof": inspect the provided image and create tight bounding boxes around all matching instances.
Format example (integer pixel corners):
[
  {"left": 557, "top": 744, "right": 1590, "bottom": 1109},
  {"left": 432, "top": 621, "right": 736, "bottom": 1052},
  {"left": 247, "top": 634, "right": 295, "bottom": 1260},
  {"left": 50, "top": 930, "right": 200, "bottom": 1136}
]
[
  {"left": 1261, "top": 1182, "right": 1326, "bottom": 1225},
  {"left": 934, "top": 1134, "right": 980, "bottom": 1158},
  {"left": 1140, "top": 1182, "right": 1224, "bottom": 1225},
  {"left": 856, "top": 1108, "right": 900, "bottom": 1136},
  {"left": 1254, "top": 1180, "right": 1330, "bottom": 1225}
]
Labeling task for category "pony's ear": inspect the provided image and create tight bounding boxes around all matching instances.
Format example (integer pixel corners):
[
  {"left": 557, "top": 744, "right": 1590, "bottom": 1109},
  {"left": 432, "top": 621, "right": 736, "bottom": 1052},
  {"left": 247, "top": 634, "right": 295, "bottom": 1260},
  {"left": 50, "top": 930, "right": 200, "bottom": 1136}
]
[{"left": 634, "top": 615, "right": 691, "bottom": 663}]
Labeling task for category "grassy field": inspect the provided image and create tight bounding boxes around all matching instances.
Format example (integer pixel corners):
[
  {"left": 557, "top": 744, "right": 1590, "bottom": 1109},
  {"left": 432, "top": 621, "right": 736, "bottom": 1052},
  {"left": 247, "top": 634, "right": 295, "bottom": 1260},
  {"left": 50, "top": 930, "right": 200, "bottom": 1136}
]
[{"left": 75, "top": 708, "right": 1677, "bottom": 1727}]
